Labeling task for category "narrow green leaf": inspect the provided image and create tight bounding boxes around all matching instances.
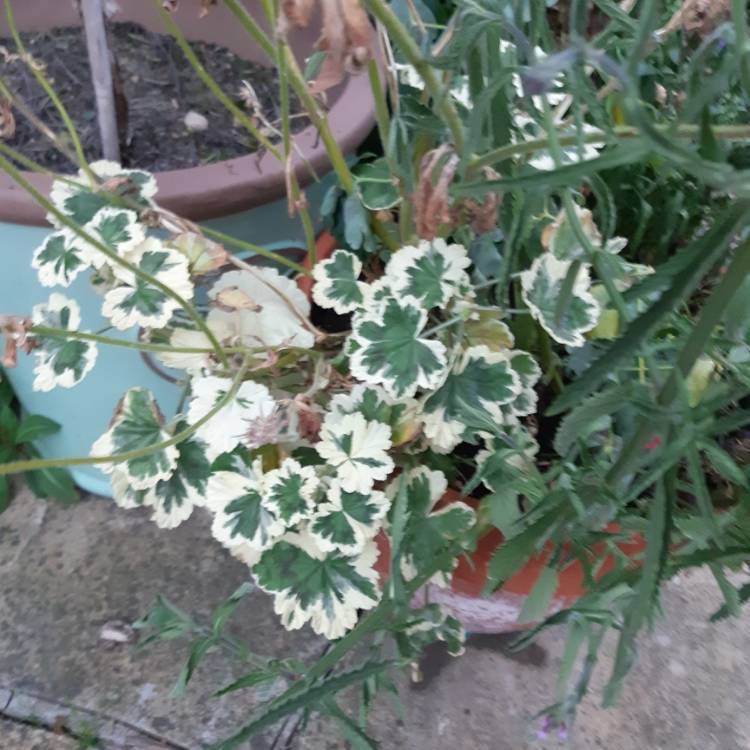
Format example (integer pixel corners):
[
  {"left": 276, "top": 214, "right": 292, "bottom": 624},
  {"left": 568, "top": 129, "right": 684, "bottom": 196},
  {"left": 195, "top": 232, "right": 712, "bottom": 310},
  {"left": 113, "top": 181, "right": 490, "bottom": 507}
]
[
  {"left": 172, "top": 636, "right": 218, "bottom": 697},
  {"left": 711, "top": 581, "right": 750, "bottom": 621},
  {"left": 0, "top": 476, "right": 10, "bottom": 514},
  {"left": 15, "top": 414, "right": 61, "bottom": 445},
  {"left": 212, "top": 660, "right": 394, "bottom": 750},
  {"left": 323, "top": 699, "right": 379, "bottom": 750},
  {"left": 214, "top": 668, "right": 280, "bottom": 697},
  {"left": 212, "top": 582, "right": 254, "bottom": 635},
  {"left": 710, "top": 564, "right": 740, "bottom": 618},
  {"left": 517, "top": 566, "right": 559, "bottom": 625},
  {"left": 604, "top": 477, "right": 670, "bottom": 707},
  {"left": 700, "top": 441, "right": 749, "bottom": 487}
]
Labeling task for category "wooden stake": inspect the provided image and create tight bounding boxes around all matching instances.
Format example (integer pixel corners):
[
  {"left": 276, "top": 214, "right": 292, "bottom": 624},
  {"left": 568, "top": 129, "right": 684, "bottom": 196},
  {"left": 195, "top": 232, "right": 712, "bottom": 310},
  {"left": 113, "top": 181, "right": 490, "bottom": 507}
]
[{"left": 81, "top": 0, "right": 120, "bottom": 162}]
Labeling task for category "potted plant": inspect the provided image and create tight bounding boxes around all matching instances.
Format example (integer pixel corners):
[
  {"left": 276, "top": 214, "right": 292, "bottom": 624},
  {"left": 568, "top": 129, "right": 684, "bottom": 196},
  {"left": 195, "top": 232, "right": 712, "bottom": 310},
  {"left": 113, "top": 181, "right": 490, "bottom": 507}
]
[
  {"left": 2, "top": 0, "right": 750, "bottom": 743},
  {"left": 0, "top": 0, "right": 377, "bottom": 493}
]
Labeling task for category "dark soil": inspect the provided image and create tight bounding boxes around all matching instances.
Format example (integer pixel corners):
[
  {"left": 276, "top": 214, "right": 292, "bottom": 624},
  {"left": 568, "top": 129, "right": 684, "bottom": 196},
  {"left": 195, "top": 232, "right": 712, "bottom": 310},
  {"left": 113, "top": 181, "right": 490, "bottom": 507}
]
[{"left": 1, "top": 21, "right": 307, "bottom": 172}]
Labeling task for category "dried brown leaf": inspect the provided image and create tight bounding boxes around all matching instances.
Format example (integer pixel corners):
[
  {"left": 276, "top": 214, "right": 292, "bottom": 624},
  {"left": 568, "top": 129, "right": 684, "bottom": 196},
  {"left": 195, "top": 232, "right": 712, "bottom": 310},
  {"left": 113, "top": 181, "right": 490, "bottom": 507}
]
[
  {"left": 658, "top": 0, "right": 730, "bottom": 37},
  {"left": 281, "top": 0, "right": 315, "bottom": 27},
  {"left": 309, "top": 0, "right": 373, "bottom": 94},
  {"left": 199, "top": 0, "right": 217, "bottom": 18},
  {"left": 0, "top": 97, "right": 15, "bottom": 139},
  {"left": 413, "top": 145, "right": 459, "bottom": 240},
  {"left": 162, "top": 0, "right": 178, "bottom": 11},
  {"left": 2, "top": 335, "right": 17, "bottom": 368},
  {"left": 462, "top": 167, "right": 502, "bottom": 235}
]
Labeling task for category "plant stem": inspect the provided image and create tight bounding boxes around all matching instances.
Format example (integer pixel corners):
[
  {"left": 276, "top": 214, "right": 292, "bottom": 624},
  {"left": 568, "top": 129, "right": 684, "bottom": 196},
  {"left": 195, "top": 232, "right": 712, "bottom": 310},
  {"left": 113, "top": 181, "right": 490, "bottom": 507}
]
[
  {"left": 29, "top": 325, "right": 269, "bottom": 356},
  {"left": 0, "top": 356, "right": 252, "bottom": 476},
  {"left": 0, "top": 151, "right": 229, "bottom": 367},
  {"left": 3, "top": 0, "right": 94, "bottom": 180},
  {"left": 368, "top": 59, "right": 391, "bottom": 148},
  {"left": 607, "top": 238, "right": 750, "bottom": 486},
  {"left": 363, "top": 0, "right": 465, "bottom": 154},
  {"left": 423, "top": 316, "right": 462, "bottom": 337},
  {"left": 468, "top": 124, "right": 750, "bottom": 172}
]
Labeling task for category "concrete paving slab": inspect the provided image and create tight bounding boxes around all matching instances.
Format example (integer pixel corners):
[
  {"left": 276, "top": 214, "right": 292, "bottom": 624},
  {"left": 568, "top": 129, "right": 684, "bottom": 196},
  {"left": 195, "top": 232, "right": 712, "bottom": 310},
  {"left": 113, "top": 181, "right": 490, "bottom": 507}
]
[
  {"left": 0, "top": 718, "right": 79, "bottom": 750},
  {"left": 0, "top": 487, "right": 324, "bottom": 750},
  {"left": 3, "top": 485, "right": 750, "bottom": 749}
]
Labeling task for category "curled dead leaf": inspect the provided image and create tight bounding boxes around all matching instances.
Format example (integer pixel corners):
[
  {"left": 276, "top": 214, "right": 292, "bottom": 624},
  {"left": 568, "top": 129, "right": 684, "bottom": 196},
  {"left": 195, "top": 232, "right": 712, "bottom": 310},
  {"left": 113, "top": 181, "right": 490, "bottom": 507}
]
[
  {"left": 162, "top": 0, "right": 178, "bottom": 11},
  {"left": 657, "top": 0, "right": 730, "bottom": 38},
  {"left": 171, "top": 232, "right": 229, "bottom": 274},
  {"left": 282, "top": 0, "right": 373, "bottom": 94},
  {"left": 0, "top": 97, "right": 15, "bottom": 139},
  {"left": 215, "top": 287, "right": 262, "bottom": 311},
  {"left": 2, "top": 335, "right": 17, "bottom": 368},
  {"left": 294, "top": 394, "right": 323, "bottom": 441},
  {"left": 413, "top": 144, "right": 460, "bottom": 240},
  {"left": 460, "top": 167, "right": 502, "bottom": 235}
]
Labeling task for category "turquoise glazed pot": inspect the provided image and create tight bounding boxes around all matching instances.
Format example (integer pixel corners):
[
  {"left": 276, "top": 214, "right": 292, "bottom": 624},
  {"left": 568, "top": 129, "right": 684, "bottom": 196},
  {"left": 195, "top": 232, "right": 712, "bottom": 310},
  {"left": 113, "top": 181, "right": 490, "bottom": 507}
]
[{"left": 0, "top": 0, "right": 376, "bottom": 496}]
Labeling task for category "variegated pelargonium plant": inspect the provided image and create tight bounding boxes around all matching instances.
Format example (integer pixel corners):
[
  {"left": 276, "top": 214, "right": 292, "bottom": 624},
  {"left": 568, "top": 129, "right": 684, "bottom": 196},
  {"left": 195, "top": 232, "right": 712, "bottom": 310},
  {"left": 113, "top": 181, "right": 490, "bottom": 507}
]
[{"left": 15, "top": 159, "right": 638, "bottom": 644}]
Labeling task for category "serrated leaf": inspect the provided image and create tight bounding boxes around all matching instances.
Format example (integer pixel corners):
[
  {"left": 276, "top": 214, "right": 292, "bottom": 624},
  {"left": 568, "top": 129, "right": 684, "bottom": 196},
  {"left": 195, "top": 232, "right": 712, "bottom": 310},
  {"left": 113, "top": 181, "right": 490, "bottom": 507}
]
[
  {"left": 350, "top": 296, "right": 447, "bottom": 398},
  {"left": 31, "top": 294, "right": 98, "bottom": 391},
  {"left": 253, "top": 533, "right": 381, "bottom": 639},
  {"left": 15, "top": 414, "right": 61, "bottom": 445},
  {"left": 91, "top": 388, "right": 177, "bottom": 490},
  {"left": 315, "top": 413, "right": 394, "bottom": 494},
  {"left": 212, "top": 660, "right": 394, "bottom": 750},
  {"left": 84, "top": 207, "right": 145, "bottom": 265},
  {"left": 521, "top": 254, "right": 600, "bottom": 347},
  {"left": 517, "top": 566, "right": 559, "bottom": 624},
  {"left": 700, "top": 441, "right": 748, "bottom": 487},
  {"left": 310, "top": 479, "right": 390, "bottom": 555},
  {"left": 311, "top": 250, "right": 365, "bottom": 314},
  {"left": 384, "top": 239, "right": 471, "bottom": 309},
  {"left": 554, "top": 383, "right": 636, "bottom": 456},
  {"left": 541, "top": 206, "right": 602, "bottom": 261},
  {"left": 32, "top": 231, "right": 88, "bottom": 287},
  {"left": 172, "top": 636, "right": 217, "bottom": 697},
  {"left": 422, "top": 345, "right": 522, "bottom": 452},
  {"left": 215, "top": 668, "right": 281, "bottom": 697},
  {"left": 463, "top": 313, "right": 515, "bottom": 350}
]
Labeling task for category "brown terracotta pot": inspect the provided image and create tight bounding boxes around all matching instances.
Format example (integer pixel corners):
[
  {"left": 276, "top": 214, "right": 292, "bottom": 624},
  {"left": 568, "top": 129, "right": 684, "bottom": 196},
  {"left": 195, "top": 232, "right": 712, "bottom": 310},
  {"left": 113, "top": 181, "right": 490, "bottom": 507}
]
[
  {"left": 374, "top": 491, "right": 646, "bottom": 633},
  {"left": 0, "top": 0, "right": 377, "bottom": 225}
]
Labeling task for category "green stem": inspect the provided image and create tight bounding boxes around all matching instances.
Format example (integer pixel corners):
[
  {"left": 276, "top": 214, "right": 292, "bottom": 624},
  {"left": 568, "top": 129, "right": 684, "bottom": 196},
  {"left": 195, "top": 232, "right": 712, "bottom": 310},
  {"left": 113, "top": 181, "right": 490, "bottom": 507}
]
[
  {"left": 468, "top": 124, "right": 750, "bottom": 172},
  {"left": 423, "top": 316, "right": 462, "bottom": 337},
  {"left": 0, "top": 151, "right": 230, "bottom": 368},
  {"left": 732, "top": 0, "right": 750, "bottom": 101},
  {"left": 0, "top": 356, "right": 252, "bottom": 476},
  {"left": 363, "top": 0, "right": 465, "bottom": 154},
  {"left": 156, "top": 1, "right": 281, "bottom": 160},
  {"left": 28, "top": 325, "right": 270, "bottom": 356},
  {"left": 3, "top": 0, "right": 93, "bottom": 180},
  {"left": 607, "top": 238, "right": 750, "bottom": 486},
  {"left": 368, "top": 59, "right": 391, "bottom": 149}
]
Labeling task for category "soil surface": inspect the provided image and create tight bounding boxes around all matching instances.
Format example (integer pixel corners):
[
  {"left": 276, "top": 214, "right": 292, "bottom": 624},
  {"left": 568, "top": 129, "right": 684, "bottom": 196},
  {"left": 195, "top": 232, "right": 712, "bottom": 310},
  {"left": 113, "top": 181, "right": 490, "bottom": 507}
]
[{"left": 0, "top": 21, "right": 306, "bottom": 172}]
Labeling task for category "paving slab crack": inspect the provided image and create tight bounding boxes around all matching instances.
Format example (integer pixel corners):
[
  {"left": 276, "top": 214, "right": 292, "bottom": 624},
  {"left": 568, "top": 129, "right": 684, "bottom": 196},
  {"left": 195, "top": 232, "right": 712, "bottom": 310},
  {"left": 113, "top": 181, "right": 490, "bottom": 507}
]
[{"left": 0, "top": 684, "right": 192, "bottom": 750}]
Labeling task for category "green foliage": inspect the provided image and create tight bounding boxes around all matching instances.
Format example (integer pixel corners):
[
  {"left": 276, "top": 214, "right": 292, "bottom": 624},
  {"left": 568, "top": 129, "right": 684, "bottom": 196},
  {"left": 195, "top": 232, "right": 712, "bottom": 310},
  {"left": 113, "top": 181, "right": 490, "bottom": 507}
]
[{"left": 0, "top": 371, "right": 76, "bottom": 510}]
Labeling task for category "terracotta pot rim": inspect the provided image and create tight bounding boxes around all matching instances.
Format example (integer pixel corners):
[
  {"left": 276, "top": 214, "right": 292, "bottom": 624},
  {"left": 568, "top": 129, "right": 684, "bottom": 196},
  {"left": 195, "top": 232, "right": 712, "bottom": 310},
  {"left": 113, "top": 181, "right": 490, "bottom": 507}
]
[{"left": 0, "top": 1, "right": 378, "bottom": 226}]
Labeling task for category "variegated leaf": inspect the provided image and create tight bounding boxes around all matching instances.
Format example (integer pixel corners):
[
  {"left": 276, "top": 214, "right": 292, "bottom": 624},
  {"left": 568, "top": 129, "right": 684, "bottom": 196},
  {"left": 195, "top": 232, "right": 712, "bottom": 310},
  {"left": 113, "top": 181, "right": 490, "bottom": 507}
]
[
  {"left": 32, "top": 230, "right": 89, "bottom": 287},
  {"left": 144, "top": 434, "right": 212, "bottom": 529},
  {"left": 387, "top": 468, "right": 475, "bottom": 586},
  {"left": 399, "top": 604, "right": 466, "bottom": 657},
  {"left": 520, "top": 254, "right": 600, "bottom": 347},
  {"left": 315, "top": 413, "right": 394, "bottom": 494},
  {"left": 385, "top": 239, "right": 471, "bottom": 309},
  {"left": 312, "top": 250, "right": 365, "bottom": 314},
  {"left": 90, "top": 388, "right": 177, "bottom": 490},
  {"left": 422, "top": 345, "right": 522, "bottom": 453},
  {"left": 49, "top": 160, "right": 156, "bottom": 227},
  {"left": 31, "top": 294, "right": 98, "bottom": 391},
  {"left": 350, "top": 296, "right": 447, "bottom": 399},
  {"left": 310, "top": 479, "right": 389, "bottom": 555},
  {"left": 263, "top": 458, "right": 320, "bottom": 527},
  {"left": 254, "top": 532, "right": 381, "bottom": 639},
  {"left": 102, "top": 238, "right": 193, "bottom": 330},
  {"left": 82, "top": 207, "right": 145, "bottom": 267},
  {"left": 206, "top": 470, "right": 284, "bottom": 553}
]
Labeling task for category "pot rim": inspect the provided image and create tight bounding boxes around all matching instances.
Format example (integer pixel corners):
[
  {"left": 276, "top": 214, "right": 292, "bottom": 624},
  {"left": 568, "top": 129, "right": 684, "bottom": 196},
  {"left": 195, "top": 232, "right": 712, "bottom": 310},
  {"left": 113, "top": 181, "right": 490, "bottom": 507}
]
[{"left": 0, "top": 1, "right": 377, "bottom": 226}]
